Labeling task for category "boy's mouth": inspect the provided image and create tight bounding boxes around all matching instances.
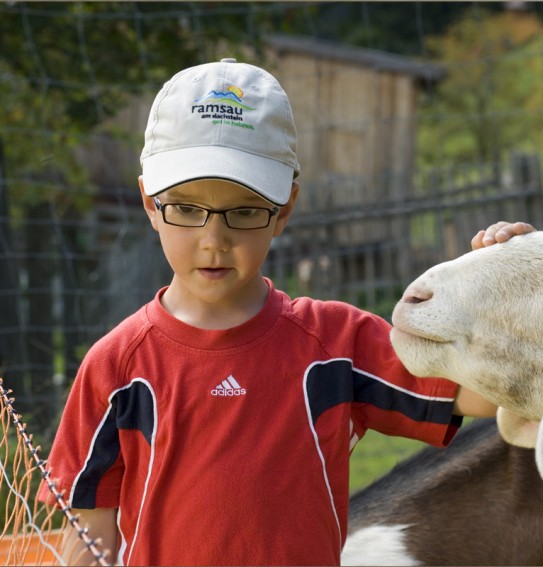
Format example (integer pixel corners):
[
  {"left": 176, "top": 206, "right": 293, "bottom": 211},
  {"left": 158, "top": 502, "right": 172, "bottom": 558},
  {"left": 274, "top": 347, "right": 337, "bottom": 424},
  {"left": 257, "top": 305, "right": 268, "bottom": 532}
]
[{"left": 198, "top": 267, "right": 232, "bottom": 280}]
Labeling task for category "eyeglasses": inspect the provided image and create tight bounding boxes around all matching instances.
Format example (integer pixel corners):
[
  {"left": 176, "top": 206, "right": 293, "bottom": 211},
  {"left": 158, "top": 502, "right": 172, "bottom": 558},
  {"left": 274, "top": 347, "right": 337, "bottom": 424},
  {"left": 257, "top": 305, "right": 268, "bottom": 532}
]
[{"left": 154, "top": 197, "right": 280, "bottom": 230}]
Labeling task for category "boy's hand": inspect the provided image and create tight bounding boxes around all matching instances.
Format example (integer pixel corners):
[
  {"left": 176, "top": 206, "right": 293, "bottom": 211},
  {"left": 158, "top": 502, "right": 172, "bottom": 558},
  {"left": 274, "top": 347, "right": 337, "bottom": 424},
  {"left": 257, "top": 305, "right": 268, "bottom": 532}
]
[{"left": 471, "top": 221, "right": 536, "bottom": 250}]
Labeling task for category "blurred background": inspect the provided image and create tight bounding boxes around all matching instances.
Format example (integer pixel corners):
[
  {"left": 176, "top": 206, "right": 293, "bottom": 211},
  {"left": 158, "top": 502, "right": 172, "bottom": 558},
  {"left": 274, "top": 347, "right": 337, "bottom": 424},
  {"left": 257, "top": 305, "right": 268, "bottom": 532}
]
[{"left": 2, "top": 1, "right": 543, "bottom": 490}]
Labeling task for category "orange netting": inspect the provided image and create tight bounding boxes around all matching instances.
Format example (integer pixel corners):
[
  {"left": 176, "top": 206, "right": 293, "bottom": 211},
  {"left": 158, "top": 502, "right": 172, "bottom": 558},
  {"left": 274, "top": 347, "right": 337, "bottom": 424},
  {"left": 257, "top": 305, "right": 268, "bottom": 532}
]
[{"left": 0, "top": 379, "right": 111, "bottom": 566}]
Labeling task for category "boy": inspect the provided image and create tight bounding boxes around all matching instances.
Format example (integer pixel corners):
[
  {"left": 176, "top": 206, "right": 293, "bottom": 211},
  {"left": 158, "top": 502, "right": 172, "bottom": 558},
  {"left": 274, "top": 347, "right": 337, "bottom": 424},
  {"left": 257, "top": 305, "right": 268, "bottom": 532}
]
[{"left": 39, "top": 58, "right": 535, "bottom": 566}]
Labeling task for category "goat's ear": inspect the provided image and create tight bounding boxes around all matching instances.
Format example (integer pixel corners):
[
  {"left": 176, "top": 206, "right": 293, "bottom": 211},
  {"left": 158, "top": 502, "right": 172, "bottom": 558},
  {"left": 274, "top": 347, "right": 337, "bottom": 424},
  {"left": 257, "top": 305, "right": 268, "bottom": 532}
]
[{"left": 496, "top": 407, "right": 539, "bottom": 448}]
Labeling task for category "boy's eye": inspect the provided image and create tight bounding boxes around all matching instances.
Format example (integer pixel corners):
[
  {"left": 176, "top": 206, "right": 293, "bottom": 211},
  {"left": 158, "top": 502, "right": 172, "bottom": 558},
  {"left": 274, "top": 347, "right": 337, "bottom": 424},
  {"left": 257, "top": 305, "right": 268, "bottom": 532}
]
[
  {"left": 230, "top": 208, "right": 259, "bottom": 218},
  {"left": 173, "top": 205, "right": 203, "bottom": 215}
]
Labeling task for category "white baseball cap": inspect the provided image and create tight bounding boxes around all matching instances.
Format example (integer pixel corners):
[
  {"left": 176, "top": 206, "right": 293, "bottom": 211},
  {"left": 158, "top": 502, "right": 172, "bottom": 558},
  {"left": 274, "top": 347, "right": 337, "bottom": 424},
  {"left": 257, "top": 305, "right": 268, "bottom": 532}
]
[{"left": 140, "top": 58, "right": 300, "bottom": 206}]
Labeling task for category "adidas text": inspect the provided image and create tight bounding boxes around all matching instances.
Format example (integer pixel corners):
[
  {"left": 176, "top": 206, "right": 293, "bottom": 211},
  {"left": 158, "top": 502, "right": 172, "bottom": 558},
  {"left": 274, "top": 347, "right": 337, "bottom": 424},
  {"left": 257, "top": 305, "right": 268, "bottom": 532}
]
[
  {"left": 211, "top": 375, "right": 246, "bottom": 397},
  {"left": 211, "top": 388, "right": 246, "bottom": 397}
]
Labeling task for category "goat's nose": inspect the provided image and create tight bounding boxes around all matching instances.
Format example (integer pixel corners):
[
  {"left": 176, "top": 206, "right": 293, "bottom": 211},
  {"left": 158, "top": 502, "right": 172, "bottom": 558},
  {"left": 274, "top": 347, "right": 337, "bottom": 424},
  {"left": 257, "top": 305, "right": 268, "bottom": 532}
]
[{"left": 401, "top": 286, "right": 433, "bottom": 304}]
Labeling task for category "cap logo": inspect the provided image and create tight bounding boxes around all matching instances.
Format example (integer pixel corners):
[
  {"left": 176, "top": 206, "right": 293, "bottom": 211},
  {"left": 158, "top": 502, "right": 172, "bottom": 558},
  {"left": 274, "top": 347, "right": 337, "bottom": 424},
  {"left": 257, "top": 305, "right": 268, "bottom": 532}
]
[{"left": 191, "top": 85, "right": 256, "bottom": 130}]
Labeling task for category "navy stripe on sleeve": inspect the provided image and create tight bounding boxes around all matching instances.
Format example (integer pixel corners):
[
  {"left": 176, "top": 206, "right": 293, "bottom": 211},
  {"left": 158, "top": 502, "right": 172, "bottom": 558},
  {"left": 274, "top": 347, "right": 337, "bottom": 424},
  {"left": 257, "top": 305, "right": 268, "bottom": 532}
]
[
  {"left": 305, "top": 359, "right": 454, "bottom": 426},
  {"left": 71, "top": 380, "right": 156, "bottom": 508}
]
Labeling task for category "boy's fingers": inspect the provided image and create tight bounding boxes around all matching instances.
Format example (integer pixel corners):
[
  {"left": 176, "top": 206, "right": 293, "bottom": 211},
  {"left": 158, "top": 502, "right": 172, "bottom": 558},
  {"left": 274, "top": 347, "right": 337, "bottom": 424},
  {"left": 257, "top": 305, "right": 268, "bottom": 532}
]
[
  {"left": 472, "top": 221, "right": 536, "bottom": 250},
  {"left": 470, "top": 230, "right": 486, "bottom": 250},
  {"left": 492, "top": 221, "right": 536, "bottom": 243}
]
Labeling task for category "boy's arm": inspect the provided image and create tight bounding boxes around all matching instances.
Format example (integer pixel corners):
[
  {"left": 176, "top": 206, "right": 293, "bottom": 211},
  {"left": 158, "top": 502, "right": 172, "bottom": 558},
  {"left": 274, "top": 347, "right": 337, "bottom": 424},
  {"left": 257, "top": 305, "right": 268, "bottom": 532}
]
[
  {"left": 453, "top": 386, "right": 497, "bottom": 417},
  {"left": 61, "top": 508, "right": 118, "bottom": 566}
]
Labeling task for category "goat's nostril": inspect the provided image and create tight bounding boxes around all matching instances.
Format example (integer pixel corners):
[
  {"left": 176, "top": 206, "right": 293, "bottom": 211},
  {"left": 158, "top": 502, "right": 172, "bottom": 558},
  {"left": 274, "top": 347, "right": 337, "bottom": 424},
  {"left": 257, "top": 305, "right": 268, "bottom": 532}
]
[{"left": 402, "top": 290, "right": 433, "bottom": 304}]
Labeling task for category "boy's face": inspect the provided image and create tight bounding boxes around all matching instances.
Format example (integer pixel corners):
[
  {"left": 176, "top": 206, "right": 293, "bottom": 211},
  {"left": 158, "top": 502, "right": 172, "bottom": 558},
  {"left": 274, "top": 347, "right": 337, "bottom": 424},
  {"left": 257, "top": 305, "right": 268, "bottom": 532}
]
[{"left": 139, "top": 177, "right": 298, "bottom": 322}]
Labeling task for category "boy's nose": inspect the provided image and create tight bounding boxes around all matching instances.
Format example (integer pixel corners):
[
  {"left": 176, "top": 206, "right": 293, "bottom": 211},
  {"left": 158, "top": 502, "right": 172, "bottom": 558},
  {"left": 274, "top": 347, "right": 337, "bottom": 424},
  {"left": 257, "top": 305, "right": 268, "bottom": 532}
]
[{"left": 199, "top": 213, "right": 231, "bottom": 251}]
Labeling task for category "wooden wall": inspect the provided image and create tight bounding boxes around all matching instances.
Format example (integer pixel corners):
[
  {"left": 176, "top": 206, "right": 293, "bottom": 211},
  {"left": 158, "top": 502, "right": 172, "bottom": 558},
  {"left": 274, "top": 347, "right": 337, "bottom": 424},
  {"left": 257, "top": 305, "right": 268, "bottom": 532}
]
[{"left": 268, "top": 51, "right": 419, "bottom": 214}]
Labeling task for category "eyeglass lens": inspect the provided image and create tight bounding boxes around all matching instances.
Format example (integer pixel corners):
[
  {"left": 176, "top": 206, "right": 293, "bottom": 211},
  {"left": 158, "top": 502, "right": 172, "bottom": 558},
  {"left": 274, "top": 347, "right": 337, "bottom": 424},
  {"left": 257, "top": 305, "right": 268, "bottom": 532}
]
[{"left": 163, "top": 204, "right": 274, "bottom": 229}]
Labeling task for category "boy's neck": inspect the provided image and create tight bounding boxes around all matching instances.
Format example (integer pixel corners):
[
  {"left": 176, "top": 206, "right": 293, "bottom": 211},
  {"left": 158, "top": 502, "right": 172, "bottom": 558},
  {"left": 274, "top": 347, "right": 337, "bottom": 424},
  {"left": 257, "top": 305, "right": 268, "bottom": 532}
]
[{"left": 160, "top": 276, "right": 270, "bottom": 330}]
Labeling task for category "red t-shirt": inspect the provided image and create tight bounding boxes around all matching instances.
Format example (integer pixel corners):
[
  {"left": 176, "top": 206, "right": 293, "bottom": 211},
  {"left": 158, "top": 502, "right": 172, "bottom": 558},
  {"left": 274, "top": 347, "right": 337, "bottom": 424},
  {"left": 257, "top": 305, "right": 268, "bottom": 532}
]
[{"left": 39, "top": 280, "right": 460, "bottom": 566}]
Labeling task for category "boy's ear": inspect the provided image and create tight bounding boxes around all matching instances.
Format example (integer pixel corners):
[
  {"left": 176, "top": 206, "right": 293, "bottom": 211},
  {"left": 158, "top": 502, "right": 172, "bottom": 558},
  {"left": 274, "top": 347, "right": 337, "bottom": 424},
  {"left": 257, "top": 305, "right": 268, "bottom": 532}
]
[
  {"left": 139, "top": 175, "right": 159, "bottom": 231},
  {"left": 273, "top": 181, "right": 299, "bottom": 237}
]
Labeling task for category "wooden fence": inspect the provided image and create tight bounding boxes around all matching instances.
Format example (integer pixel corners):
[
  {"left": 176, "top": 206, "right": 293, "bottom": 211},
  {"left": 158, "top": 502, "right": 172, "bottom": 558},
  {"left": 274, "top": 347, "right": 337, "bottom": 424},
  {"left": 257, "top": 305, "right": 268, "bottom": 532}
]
[
  {"left": 0, "top": 152, "right": 541, "bottom": 436},
  {"left": 265, "top": 152, "right": 543, "bottom": 317}
]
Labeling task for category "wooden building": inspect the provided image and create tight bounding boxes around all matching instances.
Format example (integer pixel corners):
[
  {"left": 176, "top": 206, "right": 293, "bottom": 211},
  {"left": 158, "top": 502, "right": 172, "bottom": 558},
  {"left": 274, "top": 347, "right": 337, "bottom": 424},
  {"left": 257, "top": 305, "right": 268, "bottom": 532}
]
[
  {"left": 266, "top": 35, "right": 445, "bottom": 214},
  {"left": 83, "top": 35, "right": 444, "bottom": 216},
  {"left": 76, "top": 37, "right": 446, "bottom": 316}
]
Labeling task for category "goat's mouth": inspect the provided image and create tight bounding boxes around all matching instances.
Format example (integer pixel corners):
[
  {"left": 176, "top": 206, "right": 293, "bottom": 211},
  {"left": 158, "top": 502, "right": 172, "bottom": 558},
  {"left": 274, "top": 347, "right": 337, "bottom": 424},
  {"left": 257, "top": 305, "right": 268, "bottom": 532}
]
[{"left": 391, "top": 325, "right": 452, "bottom": 345}]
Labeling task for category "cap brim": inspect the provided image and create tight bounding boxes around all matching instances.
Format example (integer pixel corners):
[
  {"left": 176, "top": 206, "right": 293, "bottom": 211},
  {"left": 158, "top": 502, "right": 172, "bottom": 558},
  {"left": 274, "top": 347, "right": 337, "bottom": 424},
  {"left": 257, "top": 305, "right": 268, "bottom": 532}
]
[{"left": 142, "top": 146, "right": 294, "bottom": 206}]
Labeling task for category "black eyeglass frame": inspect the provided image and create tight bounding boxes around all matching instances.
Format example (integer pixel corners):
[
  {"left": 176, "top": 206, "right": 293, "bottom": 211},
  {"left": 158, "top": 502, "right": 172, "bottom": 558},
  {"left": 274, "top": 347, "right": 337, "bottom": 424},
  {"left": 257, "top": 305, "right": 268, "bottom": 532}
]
[{"left": 153, "top": 197, "right": 280, "bottom": 230}]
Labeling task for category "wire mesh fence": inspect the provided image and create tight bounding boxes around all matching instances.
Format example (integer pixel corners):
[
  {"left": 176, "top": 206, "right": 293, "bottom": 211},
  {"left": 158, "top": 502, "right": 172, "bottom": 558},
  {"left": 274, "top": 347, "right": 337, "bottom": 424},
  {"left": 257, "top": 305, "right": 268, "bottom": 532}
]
[
  {"left": 3, "top": 149, "right": 542, "bottom": 441},
  {"left": 2, "top": 1, "right": 543, "bottom": 449}
]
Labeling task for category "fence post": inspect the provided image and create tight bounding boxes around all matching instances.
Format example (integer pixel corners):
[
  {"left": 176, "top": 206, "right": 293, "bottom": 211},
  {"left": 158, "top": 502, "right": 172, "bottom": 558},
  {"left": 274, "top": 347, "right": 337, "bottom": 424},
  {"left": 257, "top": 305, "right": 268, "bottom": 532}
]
[
  {"left": 0, "top": 140, "right": 26, "bottom": 390},
  {"left": 511, "top": 152, "right": 541, "bottom": 192}
]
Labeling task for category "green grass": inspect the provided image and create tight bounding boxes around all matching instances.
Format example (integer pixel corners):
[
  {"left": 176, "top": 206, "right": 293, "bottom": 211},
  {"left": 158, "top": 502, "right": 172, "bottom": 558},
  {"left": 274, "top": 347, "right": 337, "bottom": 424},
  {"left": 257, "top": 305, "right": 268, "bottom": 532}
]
[
  {"left": 349, "top": 418, "right": 476, "bottom": 493},
  {"left": 349, "top": 430, "right": 427, "bottom": 493}
]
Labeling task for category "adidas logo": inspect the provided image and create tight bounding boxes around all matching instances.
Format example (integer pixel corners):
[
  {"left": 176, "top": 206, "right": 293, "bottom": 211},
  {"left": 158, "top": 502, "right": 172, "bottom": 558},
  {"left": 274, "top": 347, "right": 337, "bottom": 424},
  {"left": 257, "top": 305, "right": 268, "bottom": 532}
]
[{"left": 211, "top": 375, "right": 246, "bottom": 397}]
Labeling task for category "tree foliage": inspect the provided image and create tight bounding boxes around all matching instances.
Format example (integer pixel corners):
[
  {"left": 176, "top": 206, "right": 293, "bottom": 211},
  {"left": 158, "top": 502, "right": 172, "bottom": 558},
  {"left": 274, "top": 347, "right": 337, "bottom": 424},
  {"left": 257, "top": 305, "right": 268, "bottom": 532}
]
[
  {"left": 0, "top": 2, "right": 305, "bottom": 211},
  {"left": 0, "top": 3, "right": 193, "bottom": 212},
  {"left": 418, "top": 8, "right": 543, "bottom": 166},
  {"left": 3, "top": 1, "right": 537, "bottom": 204}
]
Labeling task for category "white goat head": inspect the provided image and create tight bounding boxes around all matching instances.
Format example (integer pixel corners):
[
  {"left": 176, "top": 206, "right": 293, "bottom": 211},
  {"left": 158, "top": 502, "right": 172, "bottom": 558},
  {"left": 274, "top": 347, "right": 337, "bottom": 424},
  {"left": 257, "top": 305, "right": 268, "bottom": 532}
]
[{"left": 390, "top": 231, "right": 543, "bottom": 474}]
